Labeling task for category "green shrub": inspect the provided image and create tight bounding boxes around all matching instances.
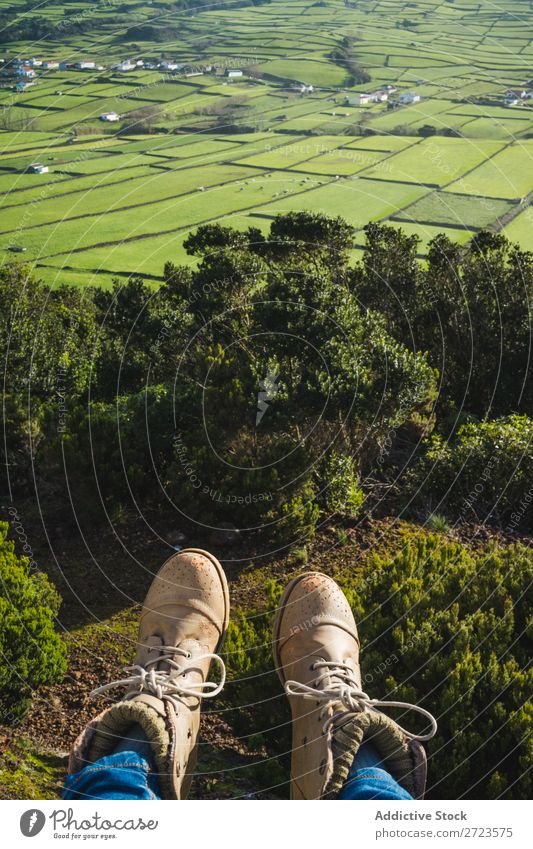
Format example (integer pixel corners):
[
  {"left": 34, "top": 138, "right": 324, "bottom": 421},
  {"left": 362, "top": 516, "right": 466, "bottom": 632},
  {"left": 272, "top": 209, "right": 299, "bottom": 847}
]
[
  {"left": 345, "top": 534, "right": 533, "bottom": 799},
  {"left": 425, "top": 513, "right": 452, "bottom": 533},
  {"left": 404, "top": 416, "right": 533, "bottom": 531},
  {"left": 0, "top": 522, "right": 67, "bottom": 722},
  {"left": 222, "top": 580, "right": 291, "bottom": 787},
  {"left": 319, "top": 451, "right": 365, "bottom": 518},
  {"left": 222, "top": 533, "right": 532, "bottom": 799}
]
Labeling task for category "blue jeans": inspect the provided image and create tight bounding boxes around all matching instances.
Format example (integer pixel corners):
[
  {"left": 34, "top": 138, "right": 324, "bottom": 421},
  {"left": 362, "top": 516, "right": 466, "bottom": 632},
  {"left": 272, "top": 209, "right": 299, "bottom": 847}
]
[
  {"left": 63, "top": 741, "right": 411, "bottom": 800},
  {"left": 63, "top": 752, "right": 161, "bottom": 800},
  {"left": 338, "top": 740, "right": 413, "bottom": 800}
]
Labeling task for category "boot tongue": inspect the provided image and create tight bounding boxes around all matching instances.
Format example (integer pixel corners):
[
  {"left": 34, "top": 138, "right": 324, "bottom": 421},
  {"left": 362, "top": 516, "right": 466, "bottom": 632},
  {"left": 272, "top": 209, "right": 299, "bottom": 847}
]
[{"left": 145, "top": 634, "right": 188, "bottom": 673}]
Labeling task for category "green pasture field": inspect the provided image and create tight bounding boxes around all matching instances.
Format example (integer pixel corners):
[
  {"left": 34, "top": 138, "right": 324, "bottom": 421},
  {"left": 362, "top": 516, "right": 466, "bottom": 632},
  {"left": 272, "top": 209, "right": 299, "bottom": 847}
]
[
  {"left": 289, "top": 148, "right": 390, "bottom": 177},
  {"left": 344, "top": 137, "right": 418, "bottom": 153},
  {"left": 0, "top": 148, "right": 119, "bottom": 174},
  {"left": 1, "top": 0, "right": 533, "bottom": 286},
  {"left": 237, "top": 135, "right": 353, "bottom": 169},
  {"left": 0, "top": 164, "right": 254, "bottom": 230},
  {"left": 0, "top": 171, "right": 314, "bottom": 258},
  {"left": 0, "top": 166, "right": 155, "bottom": 206},
  {"left": 249, "top": 178, "right": 430, "bottom": 228},
  {"left": 394, "top": 192, "right": 514, "bottom": 230},
  {"left": 257, "top": 58, "right": 347, "bottom": 87},
  {"left": 365, "top": 138, "right": 505, "bottom": 187},
  {"left": 503, "top": 207, "right": 533, "bottom": 249},
  {"left": 0, "top": 131, "right": 65, "bottom": 151},
  {"left": 0, "top": 170, "right": 69, "bottom": 197},
  {"left": 448, "top": 142, "right": 533, "bottom": 199}
]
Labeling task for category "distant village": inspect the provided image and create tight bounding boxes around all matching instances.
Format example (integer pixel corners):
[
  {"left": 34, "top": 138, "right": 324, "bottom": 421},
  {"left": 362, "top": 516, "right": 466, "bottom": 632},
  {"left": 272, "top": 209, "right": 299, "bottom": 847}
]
[
  {"left": 3, "top": 53, "right": 532, "bottom": 110},
  {"left": 2, "top": 52, "right": 532, "bottom": 177},
  {"left": 0, "top": 54, "right": 243, "bottom": 90}
]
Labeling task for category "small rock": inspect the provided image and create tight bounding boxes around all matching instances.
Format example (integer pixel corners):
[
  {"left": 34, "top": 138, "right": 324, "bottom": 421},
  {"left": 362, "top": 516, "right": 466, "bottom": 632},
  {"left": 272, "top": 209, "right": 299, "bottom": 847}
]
[
  {"left": 212, "top": 523, "right": 240, "bottom": 545},
  {"left": 166, "top": 530, "right": 187, "bottom": 548}
]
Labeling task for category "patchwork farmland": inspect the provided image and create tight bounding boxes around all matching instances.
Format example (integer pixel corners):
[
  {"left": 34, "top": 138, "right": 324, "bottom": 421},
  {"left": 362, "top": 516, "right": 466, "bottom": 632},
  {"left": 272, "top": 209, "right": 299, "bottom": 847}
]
[{"left": 1, "top": 0, "right": 532, "bottom": 287}]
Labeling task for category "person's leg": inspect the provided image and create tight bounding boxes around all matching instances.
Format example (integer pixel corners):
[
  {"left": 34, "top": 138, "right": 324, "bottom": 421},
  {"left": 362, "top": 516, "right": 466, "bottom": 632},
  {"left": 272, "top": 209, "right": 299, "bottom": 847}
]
[
  {"left": 338, "top": 741, "right": 413, "bottom": 800},
  {"left": 64, "top": 549, "right": 230, "bottom": 800},
  {"left": 63, "top": 725, "right": 161, "bottom": 800},
  {"left": 273, "top": 571, "right": 436, "bottom": 800},
  {"left": 63, "top": 751, "right": 160, "bottom": 801}
]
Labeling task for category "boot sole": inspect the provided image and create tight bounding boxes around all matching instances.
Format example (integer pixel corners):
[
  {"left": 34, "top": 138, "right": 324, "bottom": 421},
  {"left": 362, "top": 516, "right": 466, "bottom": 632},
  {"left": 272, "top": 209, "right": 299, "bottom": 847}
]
[
  {"left": 271, "top": 571, "right": 328, "bottom": 688},
  {"left": 155, "top": 547, "right": 231, "bottom": 653}
]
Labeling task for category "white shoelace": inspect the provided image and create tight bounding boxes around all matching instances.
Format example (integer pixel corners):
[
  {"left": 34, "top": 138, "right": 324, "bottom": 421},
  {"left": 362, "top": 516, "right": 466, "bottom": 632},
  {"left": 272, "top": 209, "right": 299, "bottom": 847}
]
[
  {"left": 285, "top": 660, "right": 437, "bottom": 742},
  {"left": 91, "top": 645, "right": 226, "bottom": 708}
]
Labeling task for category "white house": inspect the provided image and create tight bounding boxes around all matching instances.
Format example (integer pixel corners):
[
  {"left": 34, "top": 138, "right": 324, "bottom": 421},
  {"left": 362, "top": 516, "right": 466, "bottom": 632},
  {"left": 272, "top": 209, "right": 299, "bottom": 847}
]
[
  {"left": 15, "top": 66, "right": 36, "bottom": 78},
  {"left": 114, "top": 60, "right": 136, "bottom": 72},
  {"left": 29, "top": 57, "right": 42, "bottom": 67},
  {"left": 291, "top": 83, "right": 314, "bottom": 94},
  {"left": 504, "top": 97, "right": 519, "bottom": 107},
  {"left": 75, "top": 60, "right": 96, "bottom": 70},
  {"left": 42, "top": 61, "right": 59, "bottom": 70},
  {"left": 345, "top": 92, "right": 373, "bottom": 106},
  {"left": 226, "top": 69, "right": 243, "bottom": 78},
  {"left": 398, "top": 92, "right": 420, "bottom": 105},
  {"left": 159, "top": 61, "right": 181, "bottom": 71},
  {"left": 373, "top": 89, "right": 389, "bottom": 102},
  {"left": 27, "top": 163, "right": 49, "bottom": 174},
  {"left": 100, "top": 111, "right": 120, "bottom": 122}
]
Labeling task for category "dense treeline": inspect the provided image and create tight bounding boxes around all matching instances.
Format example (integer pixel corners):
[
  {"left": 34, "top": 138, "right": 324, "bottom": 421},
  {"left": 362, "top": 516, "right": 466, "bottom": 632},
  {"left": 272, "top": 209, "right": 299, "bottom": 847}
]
[
  {"left": 330, "top": 35, "right": 371, "bottom": 85},
  {"left": 0, "top": 14, "right": 94, "bottom": 43},
  {"left": 1, "top": 214, "right": 532, "bottom": 540}
]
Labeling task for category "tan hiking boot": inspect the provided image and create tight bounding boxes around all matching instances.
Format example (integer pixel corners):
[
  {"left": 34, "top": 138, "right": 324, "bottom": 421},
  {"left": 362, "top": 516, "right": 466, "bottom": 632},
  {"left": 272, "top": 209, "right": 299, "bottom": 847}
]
[
  {"left": 68, "top": 548, "right": 230, "bottom": 799},
  {"left": 273, "top": 572, "right": 437, "bottom": 799}
]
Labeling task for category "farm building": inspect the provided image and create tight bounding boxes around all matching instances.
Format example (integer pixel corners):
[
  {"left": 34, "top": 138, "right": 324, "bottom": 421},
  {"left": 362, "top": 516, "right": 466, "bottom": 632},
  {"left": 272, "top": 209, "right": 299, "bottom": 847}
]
[
  {"left": 291, "top": 83, "right": 314, "bottom": 94},
  {"left": 75, "top": 60, "right": 96, "bottom": 70},
  {"left": 100, "top": 111, "right": 120, "bottom": 122},
  {"left": 114, "top": 60, "right": 136, "bottom": 72},
  {"left": 373, "top": 89, "right": 389, "bottom": 102},
  {"left": 345, "top": 93, "right": 373, "bottom": 106},
  {"left": 42, "top": 61, "right": 59, "bottom": 70},
  {"left": 27, "top": 163, "right": 49, "bottom": 174},
  {"left": 398, "top": 92, "right": 421, "bottom": 104},
  {"left": 15, "top": 81, "right": 34, "bottom": 92},
  {"left": 15, "top": 66, "right": 36, "bottom": 78},
  {"left": 159, "top": 61, "right": 182, "bottom": 71},
  {"left": 226, "top": 69, "right": 243, "bottom": 78}
]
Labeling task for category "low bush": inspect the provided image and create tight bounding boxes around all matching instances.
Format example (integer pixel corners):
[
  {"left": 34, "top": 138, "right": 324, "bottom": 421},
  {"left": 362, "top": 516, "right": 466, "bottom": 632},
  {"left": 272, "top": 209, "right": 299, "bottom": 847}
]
[
  {"left": 0, "top": 522, "right": 67, "bottom": 722},
  {"left": 404, "top": 416, "right": 533, "bottom": 532},
  {"left": 223, "top": 532, "right": 533, "bottom": 799}
]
